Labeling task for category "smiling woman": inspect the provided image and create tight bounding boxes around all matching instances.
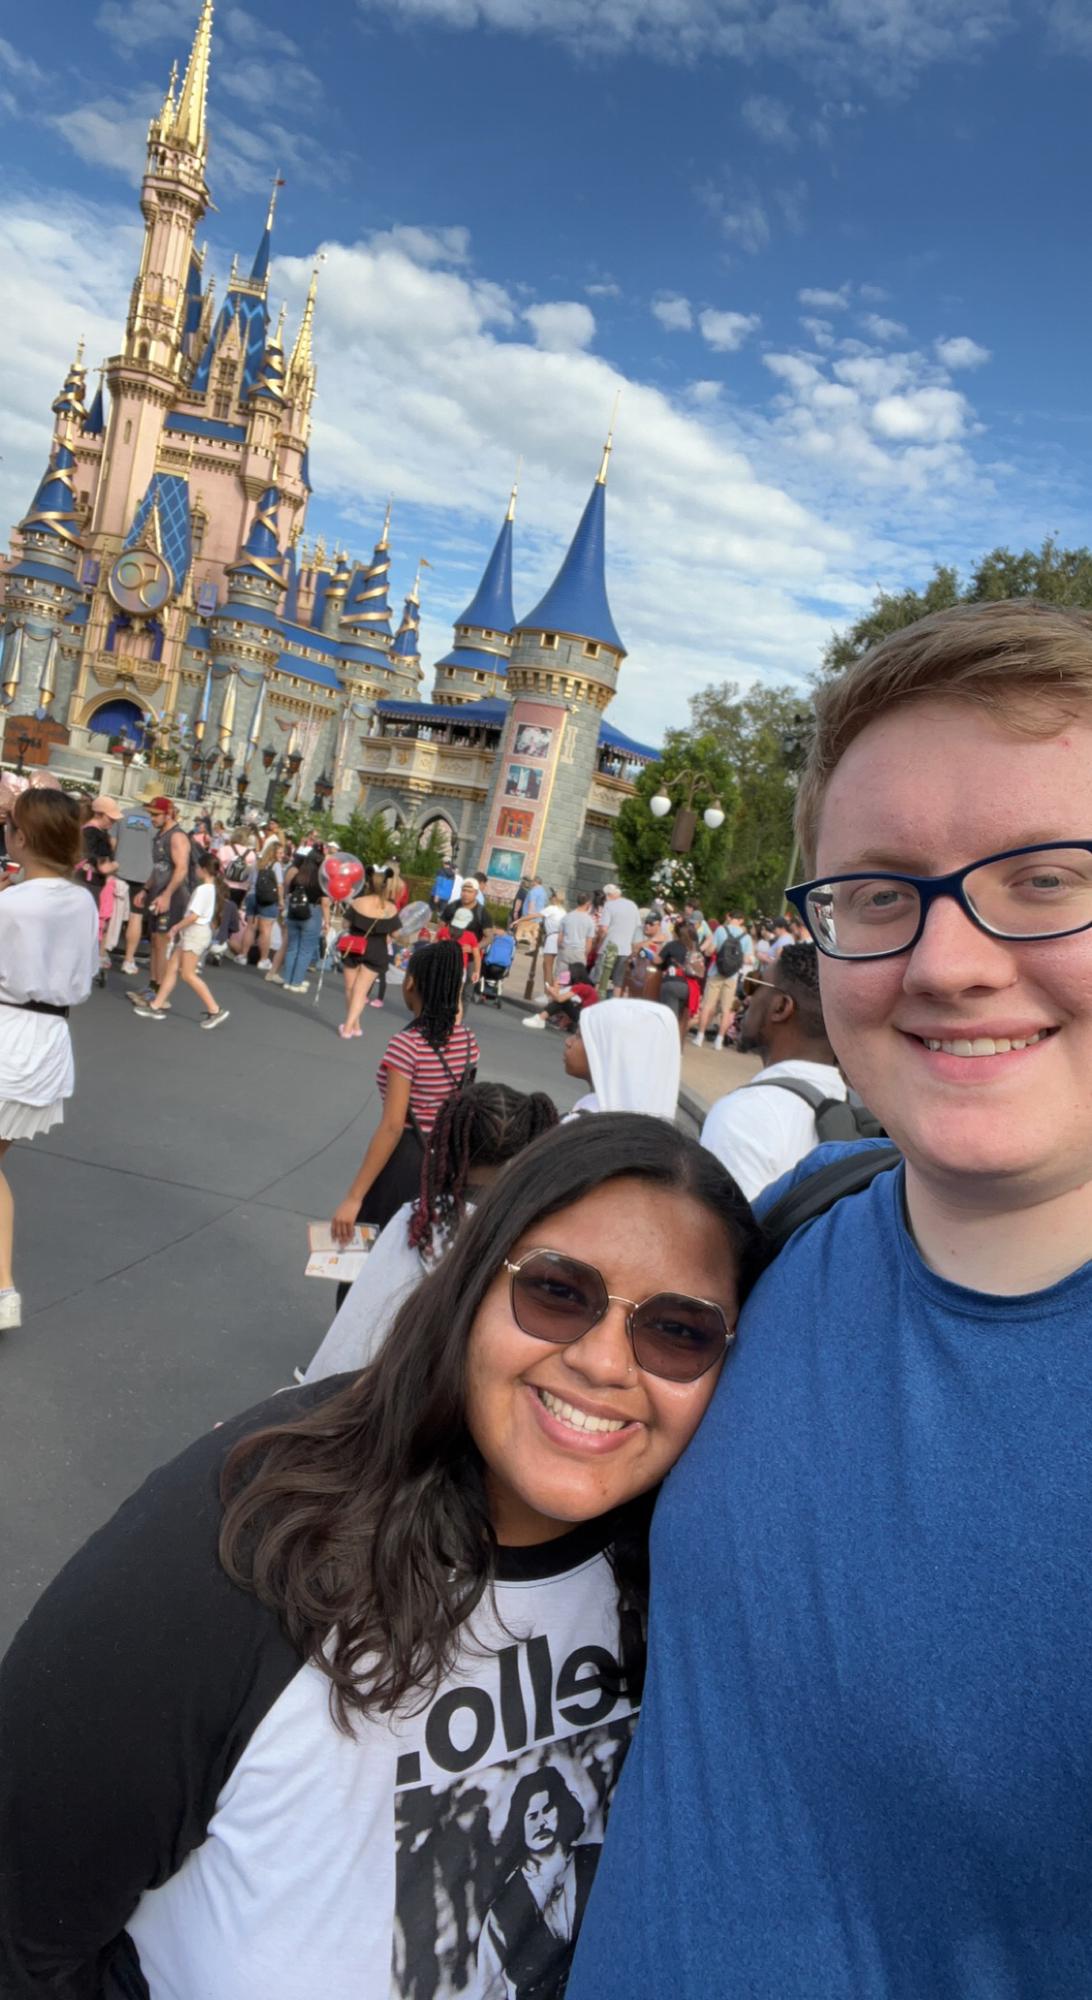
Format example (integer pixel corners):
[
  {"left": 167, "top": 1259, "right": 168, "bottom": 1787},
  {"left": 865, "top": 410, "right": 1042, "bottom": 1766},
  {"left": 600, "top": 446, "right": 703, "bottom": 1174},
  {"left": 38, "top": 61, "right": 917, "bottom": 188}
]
[{"left": 0, "top": 1113, "right": 759, "bottom": 2000}]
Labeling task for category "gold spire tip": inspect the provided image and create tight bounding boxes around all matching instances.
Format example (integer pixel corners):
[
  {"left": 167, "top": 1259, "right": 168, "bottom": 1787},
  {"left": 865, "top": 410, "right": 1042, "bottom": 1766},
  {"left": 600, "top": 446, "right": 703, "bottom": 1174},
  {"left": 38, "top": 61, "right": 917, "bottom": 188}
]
[
  {"left": 379, "top": 497, "right": 392, "bottom": 549},
  {"left": 507, "top": 455, "right": 521, "bottom": 521},
  {"left": 597, "top": 391, "right": 621, "bottom": 485}
]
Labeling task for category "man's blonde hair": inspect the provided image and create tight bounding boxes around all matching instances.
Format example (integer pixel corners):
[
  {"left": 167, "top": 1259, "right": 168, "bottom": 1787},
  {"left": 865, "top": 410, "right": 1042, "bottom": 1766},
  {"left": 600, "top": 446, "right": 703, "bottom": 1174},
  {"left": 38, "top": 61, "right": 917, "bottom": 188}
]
[{"left": 796, "top": 599, "right": 1092, "bottom": 868}]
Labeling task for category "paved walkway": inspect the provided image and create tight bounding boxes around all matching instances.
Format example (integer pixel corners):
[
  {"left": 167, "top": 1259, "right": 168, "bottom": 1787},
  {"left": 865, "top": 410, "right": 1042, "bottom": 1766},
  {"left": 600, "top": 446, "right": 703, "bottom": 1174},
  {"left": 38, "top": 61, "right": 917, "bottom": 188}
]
[{"left": 0, "top": 963, "right": 583, "bottom": 1647}]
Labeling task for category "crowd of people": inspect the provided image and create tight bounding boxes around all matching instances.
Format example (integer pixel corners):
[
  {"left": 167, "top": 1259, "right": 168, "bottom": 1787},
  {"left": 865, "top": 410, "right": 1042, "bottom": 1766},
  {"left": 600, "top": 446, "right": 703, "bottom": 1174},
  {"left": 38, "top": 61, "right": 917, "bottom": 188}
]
[{"left": 4, "top": 595, "right": 1092, "bottom": 1995}]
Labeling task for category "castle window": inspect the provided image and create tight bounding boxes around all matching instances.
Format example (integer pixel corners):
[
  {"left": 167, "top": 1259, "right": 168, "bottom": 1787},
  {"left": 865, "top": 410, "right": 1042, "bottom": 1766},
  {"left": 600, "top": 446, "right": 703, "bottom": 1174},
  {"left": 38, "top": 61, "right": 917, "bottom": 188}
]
[
  {"left": 584, "top": 641, "right": 600, "bottom": 659},
  {"left": 214, "top": 394, "right": 231, "bottom": 420},
  {"left": 540, "top": 633, "right": 558, "bottom": 650},
  {"left": 124, "top": 420, "right": 132, "bottom": 444}
]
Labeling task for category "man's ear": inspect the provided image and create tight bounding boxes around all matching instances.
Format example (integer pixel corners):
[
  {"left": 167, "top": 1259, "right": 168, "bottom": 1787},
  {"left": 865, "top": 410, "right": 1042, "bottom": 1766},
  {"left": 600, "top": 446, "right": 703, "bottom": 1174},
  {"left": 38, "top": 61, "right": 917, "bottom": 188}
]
[{"left": 769, "top": 991, "right": 795, "bottom": 1024}]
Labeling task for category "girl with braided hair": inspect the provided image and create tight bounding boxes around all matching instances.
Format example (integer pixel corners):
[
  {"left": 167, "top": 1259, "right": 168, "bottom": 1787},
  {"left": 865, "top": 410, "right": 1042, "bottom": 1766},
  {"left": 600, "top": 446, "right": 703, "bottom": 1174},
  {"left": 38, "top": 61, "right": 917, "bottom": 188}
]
[
  {"left": 305, "top": 1082, "right": 559, "bottom": 1381},
  {"left": 330, "top": 939, "right": 480, "bottom": 1252}
]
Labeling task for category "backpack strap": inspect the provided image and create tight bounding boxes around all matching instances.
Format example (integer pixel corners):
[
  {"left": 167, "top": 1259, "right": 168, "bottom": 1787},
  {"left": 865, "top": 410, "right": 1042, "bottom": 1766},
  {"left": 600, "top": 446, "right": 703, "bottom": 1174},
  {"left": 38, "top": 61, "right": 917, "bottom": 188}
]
[
  {"left": 759, "top": 1146, "right": 901, "bottom": 1260},
  {"left": 744, "top": 1076, "right": 828, "bottom": 1112}
]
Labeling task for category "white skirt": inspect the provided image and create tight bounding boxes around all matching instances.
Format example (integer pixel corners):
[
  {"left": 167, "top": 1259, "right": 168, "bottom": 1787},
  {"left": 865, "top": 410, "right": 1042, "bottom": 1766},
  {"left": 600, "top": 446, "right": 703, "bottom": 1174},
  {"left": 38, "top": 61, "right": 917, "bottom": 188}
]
[{"left": 0, "top": 1097, "right": 64, "bottom": 1142}]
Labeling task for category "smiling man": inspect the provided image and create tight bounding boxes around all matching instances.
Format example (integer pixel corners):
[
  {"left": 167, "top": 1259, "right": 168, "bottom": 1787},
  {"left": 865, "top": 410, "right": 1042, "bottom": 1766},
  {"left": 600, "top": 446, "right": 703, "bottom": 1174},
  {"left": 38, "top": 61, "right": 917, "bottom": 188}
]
[{"left": 569, "top": 600, "right": 1092, "bottom": 1998}]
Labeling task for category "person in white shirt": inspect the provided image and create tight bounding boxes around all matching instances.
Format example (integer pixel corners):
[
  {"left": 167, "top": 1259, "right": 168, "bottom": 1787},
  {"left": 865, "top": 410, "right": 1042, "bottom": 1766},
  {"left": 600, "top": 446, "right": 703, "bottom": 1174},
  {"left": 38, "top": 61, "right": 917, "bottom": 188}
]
[
  {"left": 540, "top": 892, "right": 565, "bottom": 987},
  {"left": 133, "top": 852, "right": 230, "bottom": 1031},
  {"left": 595, "top": 884, "right": 641, "bottom": 997},
  {"left": 557, "top": 893, "right": 597, "bottom": 980},
  {"left": 0, "top": 788, "right": 99, "bottom": 1330},
  {"left": 699, "top": 942, "right": 847, "bottom": 1200}
]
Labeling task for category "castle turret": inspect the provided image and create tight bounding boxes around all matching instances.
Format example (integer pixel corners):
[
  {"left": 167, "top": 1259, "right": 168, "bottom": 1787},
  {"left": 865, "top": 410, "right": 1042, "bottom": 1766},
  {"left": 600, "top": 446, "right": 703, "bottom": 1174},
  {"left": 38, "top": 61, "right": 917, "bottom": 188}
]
[
  {"left": 478, "top": 428, "right": 626, "bottom": 901},
  {"left": 52, "top": 342, "right": 88, "bottom": 438},
  {"left": 92, "top": 0, "right": 213, "bottom": 541},
  {"left": 211, "top": 483, "right": 286, "bottom": 757},
  {"left": 341, "top": 506, "right": 393, "bottom": 649},
  {"left": 2, "top": 428, "right": 84, "bottom": 719},
  {"left": 433, "top": 480, "right": 516, "bottom": 704},
  {"left": 390, "top": 565, "right": 425, "bottom": 692}
]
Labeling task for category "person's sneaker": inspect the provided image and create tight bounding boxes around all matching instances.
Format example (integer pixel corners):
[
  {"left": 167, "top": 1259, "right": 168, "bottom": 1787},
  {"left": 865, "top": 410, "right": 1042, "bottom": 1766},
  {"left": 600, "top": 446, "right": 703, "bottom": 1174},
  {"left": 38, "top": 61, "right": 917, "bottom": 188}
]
[
  {"left": 713, "top": 1036, "right": 725, "bottom": 1051},
  {"left": 257, "top": 958, "right": 272, "bottom": 971},
  {"left": 689, "top": 1030, "right": 703, "bottom": 1044},
  {"left": 201, "top": 1009, "right": 230, "bottom": 1030},
  {"left": 533, "top": 994, "right": 551, "bottom": 1008},
  {"left": 134, "top": 1003, "right": 166, "bottom": 1020},
  {"left": 369, "top": 997, "right": 383, "bottom": 1007},
  {"left": 265, "top": 971, "right": 285, "bottom": 985},
  {"left": 522, "top": 1014, "right": 547, "bottom": 1030},
  {"left": 128, "top": 987, "right": 167, "bottom": 1008},
  {"left": 120, "top": 960, "right": 140, "bottom": 975},
  {"left": 206, "top": 947, "right": 224, "bottom": 964},
  {"left": 0, "top": 1289, "right": 22, "bottom": 1331}
]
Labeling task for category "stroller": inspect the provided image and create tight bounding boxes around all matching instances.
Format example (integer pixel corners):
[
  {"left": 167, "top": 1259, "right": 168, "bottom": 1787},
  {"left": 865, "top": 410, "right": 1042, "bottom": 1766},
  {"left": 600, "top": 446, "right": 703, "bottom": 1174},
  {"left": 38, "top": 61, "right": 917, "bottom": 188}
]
[{"left": 476, "top": 930, "right": 516, "bottom": 1008}]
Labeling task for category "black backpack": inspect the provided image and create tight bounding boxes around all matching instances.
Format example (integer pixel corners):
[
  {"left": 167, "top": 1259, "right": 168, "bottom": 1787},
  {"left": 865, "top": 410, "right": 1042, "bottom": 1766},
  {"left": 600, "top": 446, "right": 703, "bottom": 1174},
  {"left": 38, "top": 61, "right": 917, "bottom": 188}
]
[
  {"left": 744, "top": 1075, "right": 885, "bottom": 1144},
  {"left": 716, "top": 932, "right": 744, "bottom": 978},
  {"left": 759, "top": 1144, "right": 901, "bottom": 1259},
  {"left": 255, "top": 865, "right": 279, "bottom": 905},
  {"left": 287, "top": 881, "right": 312, "bottom": 922},
  {"left": 225, "top": 854, "right": 250, "bottom": 887}
]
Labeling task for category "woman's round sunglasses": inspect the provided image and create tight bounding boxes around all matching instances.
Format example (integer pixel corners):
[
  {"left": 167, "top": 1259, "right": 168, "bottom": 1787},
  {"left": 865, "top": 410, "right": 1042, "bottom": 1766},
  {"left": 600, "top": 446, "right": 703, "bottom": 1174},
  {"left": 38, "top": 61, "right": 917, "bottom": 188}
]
[{"left": 504, "top": 1248, "right": 733, "bottom": 1384}]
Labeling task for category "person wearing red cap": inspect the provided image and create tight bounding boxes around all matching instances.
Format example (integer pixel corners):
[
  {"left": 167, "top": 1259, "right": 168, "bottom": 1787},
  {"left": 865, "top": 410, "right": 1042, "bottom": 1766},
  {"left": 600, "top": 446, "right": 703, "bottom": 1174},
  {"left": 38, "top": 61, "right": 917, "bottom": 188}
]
[{"left": 129, "top": 799, "right": 193, "bottom": 1004}]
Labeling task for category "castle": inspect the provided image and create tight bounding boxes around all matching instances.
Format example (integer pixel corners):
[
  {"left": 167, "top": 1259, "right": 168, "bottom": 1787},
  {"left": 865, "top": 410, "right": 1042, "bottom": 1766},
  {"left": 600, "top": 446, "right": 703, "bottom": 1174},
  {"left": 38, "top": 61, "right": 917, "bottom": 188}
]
[{"left": 0, "top": 0, "right": 658, "bottom": 896}]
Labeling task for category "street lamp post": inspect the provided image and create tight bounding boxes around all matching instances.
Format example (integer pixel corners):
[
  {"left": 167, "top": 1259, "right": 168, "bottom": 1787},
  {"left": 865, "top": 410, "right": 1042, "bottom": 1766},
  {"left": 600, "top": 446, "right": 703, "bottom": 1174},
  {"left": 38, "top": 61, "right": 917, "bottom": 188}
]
[
  {"left": 263, "top": 742, "right": 303, "bottom": 815},
  {"left": 14, "top": 732, "right": 31, "bottom": 776},
  {"left": 648, "top": 769, "right": 726, "bottom": 853}
]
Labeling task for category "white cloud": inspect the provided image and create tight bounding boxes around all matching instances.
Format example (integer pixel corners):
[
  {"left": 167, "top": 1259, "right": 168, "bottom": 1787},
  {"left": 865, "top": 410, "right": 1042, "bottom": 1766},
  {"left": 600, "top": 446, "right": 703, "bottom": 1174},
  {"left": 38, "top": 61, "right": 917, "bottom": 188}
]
[
  {"left": 871, "top": 387, "right": 967, "bottom": 442},
  {"left": 800, "top": 315, "right": 834, "bottom": 348},
  {"left": 51, "top": 88, "right": 154, "bottom": 187},
  {"left": 860, "top": 312, "right": 908, "bottom": 342},
  {"left": 798, "top": 283, "right": 850, "bottom": 311},
  {"left": 355, "top": 0, "right": 1013, "bottom": 88},
  {"left": 95, "top": 0, "right": 178, "bottom": 50},
  {"left": 585, "top": 280, "right": 621, "bottom": 298},
  {"left": 0, "top": 34, "right": 44, "bottom": 84},
  {"left": 685, "top": 380, "right": 723, "bottom": 406},
  {"left": 699, "top": 177, "right": 772, "bottom": 254},
  {"left": 651, "top": 294, "right": 693, "bottom": 333},
  {"left": 699, "top": 308, "right": 762, "bottom": 352},
  {"left": 741, "top": 93, "right": 796, "bottom": 147},
  {"left": 935, "top": 334, "right": 991, "bottom": 370},
  {"left": 1047, "top": 0, "right": 1092, "bottom": 57},
  {"left": 523, "top": 301, "right": 597, "bottom": 352}
]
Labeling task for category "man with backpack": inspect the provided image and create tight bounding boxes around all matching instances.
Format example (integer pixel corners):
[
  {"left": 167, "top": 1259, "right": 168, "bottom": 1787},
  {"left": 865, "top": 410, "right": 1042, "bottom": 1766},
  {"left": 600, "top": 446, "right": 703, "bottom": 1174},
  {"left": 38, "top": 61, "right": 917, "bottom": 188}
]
[
  {"left": 699, "top": 941, "right": 867, "bottom": 1199},
  {"left": 689, "top": 910, "right": 747, "bottom": 1049},
  {"left": 126, "top": 797, "right": 194, "bottom": 1004},
  {"left": 571, "top": 598, "right": 1092, "bottom": 1997}
]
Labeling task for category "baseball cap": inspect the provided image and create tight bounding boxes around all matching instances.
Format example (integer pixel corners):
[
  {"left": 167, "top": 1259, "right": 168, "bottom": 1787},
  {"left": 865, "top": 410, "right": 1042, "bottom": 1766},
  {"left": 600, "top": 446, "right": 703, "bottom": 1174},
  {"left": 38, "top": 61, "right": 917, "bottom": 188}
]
[
  {"left": 147, "top": 795, "right": 173, "bottom": 815},
  {"left": 92, "top": 795, "right": 122, "bottom": 821}
]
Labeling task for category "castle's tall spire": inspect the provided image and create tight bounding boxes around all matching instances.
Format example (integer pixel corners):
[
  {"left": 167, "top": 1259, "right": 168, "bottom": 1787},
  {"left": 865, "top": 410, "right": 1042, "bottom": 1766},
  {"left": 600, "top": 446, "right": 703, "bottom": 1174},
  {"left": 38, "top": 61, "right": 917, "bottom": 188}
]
[
  {"left": 342, "top": 517, "right": 393, "bottom": 644},
  {"left": 20, "top": 432, "right": 82, "bottom": 551},
  {"left": 250, "top": 174, "right": 281, "bottom": 287},
  {"left": 455, "top": 489, "right": 516, "bottom": 635},
  {"left": 597, "top": 393, "right": 620, "bottom": 486},
  {"left": 515, "top": 438, "right": 625, "bottom": 656},
  {"left": 289, "top": 262, "right": 320, "bottom": 386},
  {"left": 170, "top": 0, "right": 213, "bottom": 157},
  {"left": 392, "top": 566, "right": 424, "bottom": 668},
  {"left": 227, "top": 485, "right": 286, "bottom": 591}
]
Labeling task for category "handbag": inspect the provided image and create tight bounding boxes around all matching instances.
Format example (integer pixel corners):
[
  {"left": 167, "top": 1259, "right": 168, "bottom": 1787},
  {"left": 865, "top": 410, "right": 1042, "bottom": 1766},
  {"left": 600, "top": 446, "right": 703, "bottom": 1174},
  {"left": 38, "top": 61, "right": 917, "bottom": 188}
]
[{"left": 336, "top": 914, "right": 379, "bottom": 958}]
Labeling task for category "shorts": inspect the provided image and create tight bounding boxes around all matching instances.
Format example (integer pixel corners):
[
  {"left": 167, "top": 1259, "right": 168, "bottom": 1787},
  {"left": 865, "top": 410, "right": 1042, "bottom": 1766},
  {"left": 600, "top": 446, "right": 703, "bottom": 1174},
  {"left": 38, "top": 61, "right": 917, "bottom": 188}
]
[
  {"left": 255, "top": 902, "right": 280, "bottom": 922},
  {"left": 704, "top": 973, "right": 739, "bottom": 1010},
  {"left": 177, "top": 923, "right": 212, "bottom": 960}
]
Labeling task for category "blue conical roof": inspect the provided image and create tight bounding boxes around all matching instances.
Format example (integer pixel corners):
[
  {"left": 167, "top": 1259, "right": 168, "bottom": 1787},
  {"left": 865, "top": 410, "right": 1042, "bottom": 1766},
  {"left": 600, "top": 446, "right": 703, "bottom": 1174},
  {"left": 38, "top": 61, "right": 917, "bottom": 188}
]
[
  {"left": 515, "top": 474, "right": 624, "bottom": 655},
  {"left": 228, "top": 485, "right": 285, "bottom": 591},
  {"left": 20, "top": 440, "right": 81, "bottom": 547},
  {"left": 342, "top": 526, "right": 392, "bottom": 640},
  {"left": 83, "top": 383, "right": 106, "bottom": 437},
  {"left": 457, "top": 505, "right": 515, "bottom": 633},
  {"left": 184, "top": 253, "right": 203, "bottom": 341},
  {"left": 392, "top": 589, "right": 421, "bottom": 661}
]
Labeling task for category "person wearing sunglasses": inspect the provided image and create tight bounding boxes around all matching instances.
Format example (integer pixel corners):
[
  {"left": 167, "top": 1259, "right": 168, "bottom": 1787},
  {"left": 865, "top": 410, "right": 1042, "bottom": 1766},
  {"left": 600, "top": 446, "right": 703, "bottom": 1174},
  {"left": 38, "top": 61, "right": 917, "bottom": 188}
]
[
  {"left": 699, "top": 944, "right": 849, "bottom": 1200},
  {"left": 571, "top": 598, "right": 1092, "bottom": 2000},
  {"left": 0, "top": 1113, "right": 758, "bottom": 2000}
]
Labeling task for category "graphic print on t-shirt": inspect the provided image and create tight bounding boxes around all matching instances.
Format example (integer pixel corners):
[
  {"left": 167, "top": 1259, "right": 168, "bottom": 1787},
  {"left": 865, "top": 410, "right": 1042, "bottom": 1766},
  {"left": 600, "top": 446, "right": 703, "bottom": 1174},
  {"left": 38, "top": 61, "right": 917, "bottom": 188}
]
[{"left": 393, "top": 1717, "right": 633, "bottom": 1999}]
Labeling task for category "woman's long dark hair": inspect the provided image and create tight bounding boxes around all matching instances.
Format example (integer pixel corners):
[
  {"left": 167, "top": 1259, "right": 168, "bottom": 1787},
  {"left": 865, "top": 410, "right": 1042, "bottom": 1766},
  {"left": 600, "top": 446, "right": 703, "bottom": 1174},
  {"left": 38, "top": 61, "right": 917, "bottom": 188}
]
[
  {"left": 220, "top": 1113, "right": 760, "bottom": 1732},
  {"left": 408, "top": 1082, "right": 559, "bottom": 1255}
]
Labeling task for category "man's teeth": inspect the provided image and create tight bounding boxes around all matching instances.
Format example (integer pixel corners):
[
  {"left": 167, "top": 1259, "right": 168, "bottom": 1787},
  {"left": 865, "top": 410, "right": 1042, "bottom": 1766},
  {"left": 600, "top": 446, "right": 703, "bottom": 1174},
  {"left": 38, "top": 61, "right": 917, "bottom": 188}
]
[
  {"left": 537, "top": 1388, "right": 627, "bottom": 1435},
  {"left": 922, "top": 1029, "right": 1052, "bottom": 1056}
]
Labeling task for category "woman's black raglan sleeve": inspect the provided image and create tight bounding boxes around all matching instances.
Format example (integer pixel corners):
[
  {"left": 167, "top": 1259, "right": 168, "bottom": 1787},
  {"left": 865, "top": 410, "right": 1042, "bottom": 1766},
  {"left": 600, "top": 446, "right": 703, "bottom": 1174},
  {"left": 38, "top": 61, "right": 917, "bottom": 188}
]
[{"left": 0, "top": 1390, "right": 323, "bottom": 1998}]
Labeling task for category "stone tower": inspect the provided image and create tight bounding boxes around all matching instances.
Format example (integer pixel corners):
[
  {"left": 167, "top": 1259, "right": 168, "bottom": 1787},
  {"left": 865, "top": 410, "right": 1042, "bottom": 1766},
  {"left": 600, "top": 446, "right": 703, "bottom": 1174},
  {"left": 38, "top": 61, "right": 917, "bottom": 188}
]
[
  {"left": 93, "top": 0, "right": 213, "bottom": 544},
  {"left": 477, "top": 433, "right": 625, "bottom": 900}
]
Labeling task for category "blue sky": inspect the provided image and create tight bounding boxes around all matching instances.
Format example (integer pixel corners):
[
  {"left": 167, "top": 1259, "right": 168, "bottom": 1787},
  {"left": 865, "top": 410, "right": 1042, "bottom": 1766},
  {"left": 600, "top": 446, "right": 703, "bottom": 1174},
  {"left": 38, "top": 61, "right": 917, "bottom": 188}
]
[{"left": 2, "top": 0, "right": 1091, "bottom": 744}]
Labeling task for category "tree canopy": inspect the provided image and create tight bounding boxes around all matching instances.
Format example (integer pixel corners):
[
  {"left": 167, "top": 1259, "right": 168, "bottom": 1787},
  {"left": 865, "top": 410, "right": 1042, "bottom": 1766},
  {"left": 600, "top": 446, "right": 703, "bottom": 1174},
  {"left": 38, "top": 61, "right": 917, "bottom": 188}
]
[
  {"left": 611, "top": 730, "right": 739, "bottom": 909},
  {"left": 822, "top": 539, "right": 1092, "bottom": 677}
]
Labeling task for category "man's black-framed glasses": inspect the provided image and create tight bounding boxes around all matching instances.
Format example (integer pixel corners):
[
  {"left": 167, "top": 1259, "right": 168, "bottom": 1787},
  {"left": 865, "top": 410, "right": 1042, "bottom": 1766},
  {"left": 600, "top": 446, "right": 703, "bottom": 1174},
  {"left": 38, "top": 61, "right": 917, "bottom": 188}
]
[{"left": 786, "top": 842, "right": 1092, "bottom": 962}]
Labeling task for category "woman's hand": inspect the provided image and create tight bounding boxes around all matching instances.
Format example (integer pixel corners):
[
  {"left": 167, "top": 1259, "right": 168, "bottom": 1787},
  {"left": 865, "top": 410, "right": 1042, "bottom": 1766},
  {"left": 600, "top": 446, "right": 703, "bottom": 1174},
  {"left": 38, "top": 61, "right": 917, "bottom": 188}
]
[{"left": 330, "top": 1198, "right": 360, "bottom": 1246}]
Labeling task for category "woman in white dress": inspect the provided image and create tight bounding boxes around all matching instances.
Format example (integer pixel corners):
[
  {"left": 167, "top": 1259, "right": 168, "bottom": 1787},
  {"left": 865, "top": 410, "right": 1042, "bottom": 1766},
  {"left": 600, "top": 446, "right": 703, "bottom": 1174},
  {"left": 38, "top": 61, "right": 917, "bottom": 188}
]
[{"left": 0, "top": 788, "right": 99, "bottom": 1331}]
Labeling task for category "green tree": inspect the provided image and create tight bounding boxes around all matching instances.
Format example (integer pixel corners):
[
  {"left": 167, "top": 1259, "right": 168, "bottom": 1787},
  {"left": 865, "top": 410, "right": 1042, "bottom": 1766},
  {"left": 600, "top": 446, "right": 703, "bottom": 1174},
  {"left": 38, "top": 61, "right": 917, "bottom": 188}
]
[
  {"left": 821, "top": 539, "right": 1092, "bottom": 678},
  {"left": 688, "top": 682, "right": 810, "bottom": 915},
  {"left": 611, "top": 731, "right": 738, "bottom": 908}
]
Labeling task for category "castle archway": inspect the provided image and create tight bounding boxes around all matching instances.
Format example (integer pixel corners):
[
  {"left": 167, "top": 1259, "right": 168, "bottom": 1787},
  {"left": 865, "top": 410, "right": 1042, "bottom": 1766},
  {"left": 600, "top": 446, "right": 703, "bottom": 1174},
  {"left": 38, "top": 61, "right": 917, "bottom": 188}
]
[{"left": 86, "top": 697, "right": 146, "bottom": 746}]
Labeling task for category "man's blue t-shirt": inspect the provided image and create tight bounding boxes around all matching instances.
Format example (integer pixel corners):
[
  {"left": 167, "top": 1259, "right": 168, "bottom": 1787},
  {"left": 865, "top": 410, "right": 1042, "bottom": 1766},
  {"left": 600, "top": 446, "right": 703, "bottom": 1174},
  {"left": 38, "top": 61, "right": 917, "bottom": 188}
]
[
  {"left": 570, "top": 1153, "right": 1092, "bottom": 1998},
  {"left": 523, "top": 883, "right": 547, "bottom": 917}
]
